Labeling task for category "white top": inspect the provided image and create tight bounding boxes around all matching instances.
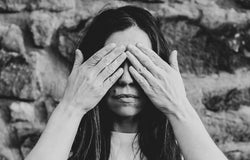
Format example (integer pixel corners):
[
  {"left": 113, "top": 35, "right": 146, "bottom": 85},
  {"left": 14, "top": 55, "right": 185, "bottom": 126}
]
[
  {"left": 109, "top": 131, "right": 147, "bottom": 160},
  {"left": 108, "top": 131, "right": 184, "bottom": 160}
]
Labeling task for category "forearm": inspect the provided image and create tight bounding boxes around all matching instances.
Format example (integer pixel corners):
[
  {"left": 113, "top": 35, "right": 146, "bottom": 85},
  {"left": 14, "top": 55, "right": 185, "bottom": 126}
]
[
  {"left": 25, "top": 102, "right": 84, "bottom": 160},
  {"left": 168, "top": 99, "right": 228, "bottom": 160}
]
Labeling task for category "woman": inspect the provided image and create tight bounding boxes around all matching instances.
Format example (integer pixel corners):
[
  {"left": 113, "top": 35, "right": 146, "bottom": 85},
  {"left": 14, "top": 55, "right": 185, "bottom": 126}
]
[{"left": 25, "top": 5, "right": 228, "bottom": 160}]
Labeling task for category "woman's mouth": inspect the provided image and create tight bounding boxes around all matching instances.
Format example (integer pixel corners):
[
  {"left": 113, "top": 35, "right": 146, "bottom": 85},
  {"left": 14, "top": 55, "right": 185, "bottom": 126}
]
[
  {"left": 113, "top": 94, "right": 139, "bottom": 99},
  {"left": 112, "top": 94, "right": 139, "bottom": 103}
]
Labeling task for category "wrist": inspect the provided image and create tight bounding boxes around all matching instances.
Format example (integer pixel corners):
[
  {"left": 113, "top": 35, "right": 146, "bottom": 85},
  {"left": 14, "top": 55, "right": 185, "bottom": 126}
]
[
  {"left": 167, "top": 99, "right": 228, "bottom": 160},
  {"left": 57, "top": 100, "right": 86, "bottom": 119},
  {"left": 167, "top": 98, "right": 200, "bottom": 123},
  {"left": 28, "top": 100, "right": 85, "bottom": 160}
]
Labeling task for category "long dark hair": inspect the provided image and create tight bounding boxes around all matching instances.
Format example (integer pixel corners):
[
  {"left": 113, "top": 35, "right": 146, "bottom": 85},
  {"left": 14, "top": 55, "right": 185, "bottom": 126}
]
[{"left": 68, "top": 5, "right": 182, "bottom": 160}]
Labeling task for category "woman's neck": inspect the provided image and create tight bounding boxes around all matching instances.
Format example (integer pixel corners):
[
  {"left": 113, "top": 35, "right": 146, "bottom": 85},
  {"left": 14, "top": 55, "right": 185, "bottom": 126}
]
[{"left": 112, "top": 116, "right": 139, "bottom": 133}]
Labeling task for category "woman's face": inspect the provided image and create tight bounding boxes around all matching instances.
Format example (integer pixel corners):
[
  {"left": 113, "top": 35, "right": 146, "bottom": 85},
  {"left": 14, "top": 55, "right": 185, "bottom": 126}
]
[{"left": 103, "top": 26, "right": 152, "bottom": 118}]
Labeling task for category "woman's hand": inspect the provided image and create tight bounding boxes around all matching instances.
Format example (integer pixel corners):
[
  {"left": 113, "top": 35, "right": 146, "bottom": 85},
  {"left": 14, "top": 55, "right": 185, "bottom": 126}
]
[
  {"left": 126, "top": 43, "right": 188, "bottom": 119},
  {"left": 61, "top": 43, "right": 126, "bottom": 115},
  {"left": 25, "top": 44, "right": 126, "bottom": 160},
  {"left": 127, "top": 44, "right": 229, "bottom": 160}
]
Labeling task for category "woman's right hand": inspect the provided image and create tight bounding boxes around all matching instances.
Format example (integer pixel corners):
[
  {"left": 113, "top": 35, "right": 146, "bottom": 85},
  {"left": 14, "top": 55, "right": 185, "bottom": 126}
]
[{"left": 60, "top": 43, "right": 126, "bottom": 115}]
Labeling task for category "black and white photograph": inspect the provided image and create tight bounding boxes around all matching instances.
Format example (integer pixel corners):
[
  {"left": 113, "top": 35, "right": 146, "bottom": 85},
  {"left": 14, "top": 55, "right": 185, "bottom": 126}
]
[{"left": 0, "top": 0, "right": 250, "bottom": 160}]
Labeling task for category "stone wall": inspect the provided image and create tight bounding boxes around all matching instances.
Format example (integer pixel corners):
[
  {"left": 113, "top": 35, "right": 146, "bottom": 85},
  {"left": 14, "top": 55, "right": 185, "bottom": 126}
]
[{"left": 0, "top": 0, "right": 250, "bottom": 160}]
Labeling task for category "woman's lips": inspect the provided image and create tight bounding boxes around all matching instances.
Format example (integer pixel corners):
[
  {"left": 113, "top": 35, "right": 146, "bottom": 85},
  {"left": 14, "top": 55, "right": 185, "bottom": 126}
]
[
  {"left": 112, "top": 94, "right": 139, "bottom": 99},
  {"left": 112, "top": 94, "right": 139, "bottom": 103}
]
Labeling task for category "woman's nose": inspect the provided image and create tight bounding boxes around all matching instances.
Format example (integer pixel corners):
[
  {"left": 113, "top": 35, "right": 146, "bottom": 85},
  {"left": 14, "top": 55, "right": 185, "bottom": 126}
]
[{"left": 117, "top": 61, "right": 134, "bottom": 86}]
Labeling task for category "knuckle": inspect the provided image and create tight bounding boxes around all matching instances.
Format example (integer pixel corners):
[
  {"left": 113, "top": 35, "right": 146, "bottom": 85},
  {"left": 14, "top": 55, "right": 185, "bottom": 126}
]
[
  {"left": 137, "top": 77, "right": 146, "bottom": 85},
  {"left": 102, "top": 58, "right": 109, "bottom": 66},
  {"left": 103, "top": 63, "right": 115, "bottom": 74},
  {"left": 104, "top": 47, "right": 111, "bottom": 53},
  {"left": 106, "top": 67, "right": 114, "bottom": 75},
  {"left": 92, "top": 54, "right": 101, "bottom": 62},
  {"left": 138, "top": 77, "right": 144, "bottom": 83},
  {"left": 138, "top": 79, "right": 144, "bottom": 85},
  {"left": 90, "top": 82, "right": 100, "bottom": 92},
  {"left": 112, "top": 59, "right": 120, "bottom": 66},
  {"left": 138, "top": 67, "right": 146, "bottom": 74},
  {"left": 84, "top": 74, "right": 92, "bottom": 83},
  {"left": 108, "top": 76, "right": 115, "bottom": 84},
  {"left": 94, "top": 65, "right": 102, "bottom": 73},
  {"left": 110, "top": 63, "right": 117, "bottom": 71},
  {"left": 109, "top": 72, "right": 118, "bottom": 81},
  {"left": 138, "top": 68, "right": 142, "bottom": 74}
]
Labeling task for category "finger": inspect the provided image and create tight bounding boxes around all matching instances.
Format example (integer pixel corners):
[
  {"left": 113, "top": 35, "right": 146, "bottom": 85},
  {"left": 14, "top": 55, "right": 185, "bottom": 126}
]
[
  {"left": 128, "top": 66, "right": 151, "bottom": 94},
  {"left": 70, "top": 49, "right": 84, "bottom": 78},
  {"left": 126, "top": 51, "right": 159, "bottom": 82},
  {"left": 135, "top": 43, "right": 172, "bottom": 71},
  {"left": 169, "top": 50, "right": 180, "bottom": 72},
  {"left": 103, "top": 68, "right": 124, "bottom": 91},
  {"left": 85, "top": 43, "right": 116, "bottom": 66},
  {"left": 98, "top": 52, "right": 127, "bottom": 81},
  {"left": 95, "top": 45, "right": 126, "bottom": 75},
  {"left": 73, "top": 49, "right": 84, "bottom": 68},
  {"left": 126, "top": 46, "right": 161, "bottom": 77}
]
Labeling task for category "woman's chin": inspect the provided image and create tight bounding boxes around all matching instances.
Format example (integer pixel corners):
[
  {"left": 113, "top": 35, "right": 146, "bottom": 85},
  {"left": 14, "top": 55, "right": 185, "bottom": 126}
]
[
  {"left": 103, "top": 96, "right": 145, "bottom": 117},
  {"left": 109, "top": 104, "right": 143, "bottom": 117}
]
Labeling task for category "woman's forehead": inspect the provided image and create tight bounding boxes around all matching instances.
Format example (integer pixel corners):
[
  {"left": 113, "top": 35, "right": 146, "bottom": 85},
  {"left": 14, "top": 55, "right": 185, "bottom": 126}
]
[{"left": 104, "top": 26, "right": 152, "bottom": 49}]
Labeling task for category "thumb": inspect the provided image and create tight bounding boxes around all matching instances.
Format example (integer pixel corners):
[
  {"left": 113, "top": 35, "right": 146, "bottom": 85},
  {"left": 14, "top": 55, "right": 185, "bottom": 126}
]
[
  {"left": 169, "top": 50, "right": 179, "bottom": 72},
  {"left": 73, "top": 49, "right": 84, "bottom": 68}
]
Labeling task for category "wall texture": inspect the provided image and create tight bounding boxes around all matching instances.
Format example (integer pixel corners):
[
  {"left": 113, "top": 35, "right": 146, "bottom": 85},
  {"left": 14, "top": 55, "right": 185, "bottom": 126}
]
[{"left": 0, "top": 0, "right": 250, "bottom": 160}]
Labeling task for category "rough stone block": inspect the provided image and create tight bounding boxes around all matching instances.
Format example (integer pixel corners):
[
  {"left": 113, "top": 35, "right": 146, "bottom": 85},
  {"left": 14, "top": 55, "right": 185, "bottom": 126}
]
[
  {"left": 0, "top": 23, "right": 25, "bottom": 56},
  {"left": 0, "top": 50, "right": 40, "bottom": 99},
  {"left": 57, "top": 22, "right": 86, "bottom": 62},
  {"left": 32, "top": 0, "right": 75, "bottom": 12},
  {"left": 30, "top": 11, "right": 61, "bottom": 47},
  {"left": 0, "top": 100, "right": 22, "bottom": 160},
  {"left": 160, "top": 19, "right": 250, "bottom": 74},
  {"left": 0, "top": 0, "right": 27, "bottom": 12},
  {"left": 0, "top": 0, "right": 75, "bottom": 12},
  {"left": 9, "top": 102, "right": 46, "bottom": 139},
  {"left": 202, "top": 88, "right": 250, "bottom": 111},
  {"left": 29, "top": 50, "right": 69, "bottom": 101}
]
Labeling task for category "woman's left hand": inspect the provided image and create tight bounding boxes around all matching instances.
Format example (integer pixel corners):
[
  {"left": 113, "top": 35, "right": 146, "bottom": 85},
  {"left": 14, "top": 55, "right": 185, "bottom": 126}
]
[
  {"left": 126, "top": 43, "right": 189, "bottom": 119},
  {"left": 127, "top": 44, "right": 229, "bottom": 160}
]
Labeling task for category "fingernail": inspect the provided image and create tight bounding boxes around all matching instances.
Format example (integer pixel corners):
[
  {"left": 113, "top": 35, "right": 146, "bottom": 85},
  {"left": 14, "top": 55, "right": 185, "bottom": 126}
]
[
  {"left": 173, "top": 50, "right": 178, "bottom": 55},
  {"left": 76, "top": 49, "right": 80, "bottom": 53}
]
